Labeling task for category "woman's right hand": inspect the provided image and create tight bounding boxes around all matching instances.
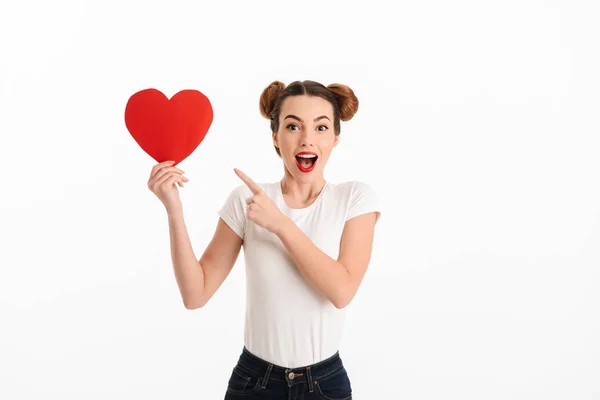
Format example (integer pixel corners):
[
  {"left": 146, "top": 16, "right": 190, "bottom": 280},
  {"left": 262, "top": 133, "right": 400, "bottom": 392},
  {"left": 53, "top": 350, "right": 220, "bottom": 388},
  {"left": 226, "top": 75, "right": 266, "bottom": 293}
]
[{"left": 148, "top": 161, "right": 189, "bottom": 212}]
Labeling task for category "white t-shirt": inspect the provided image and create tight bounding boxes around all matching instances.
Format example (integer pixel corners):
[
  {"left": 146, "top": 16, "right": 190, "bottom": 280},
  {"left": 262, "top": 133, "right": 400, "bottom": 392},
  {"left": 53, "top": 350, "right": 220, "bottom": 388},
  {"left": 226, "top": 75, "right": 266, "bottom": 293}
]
[{"left": 218, "top": 180, "right": 380, "bottom": 368}]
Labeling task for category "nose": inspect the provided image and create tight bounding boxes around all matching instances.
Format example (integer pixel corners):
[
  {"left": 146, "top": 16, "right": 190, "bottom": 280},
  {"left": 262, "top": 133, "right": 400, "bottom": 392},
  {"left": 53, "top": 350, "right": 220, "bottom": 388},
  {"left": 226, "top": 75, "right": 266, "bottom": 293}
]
[{"left": 299, "top": 130, "right": 315, "bottom": 147}]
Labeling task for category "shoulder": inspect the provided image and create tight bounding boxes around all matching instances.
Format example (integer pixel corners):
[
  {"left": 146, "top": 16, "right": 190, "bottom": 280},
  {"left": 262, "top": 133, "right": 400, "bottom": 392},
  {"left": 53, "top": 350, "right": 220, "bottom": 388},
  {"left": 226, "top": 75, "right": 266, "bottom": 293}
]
[
  {"left": 328, "top": 181, "right": 380, "bottom": 222},
  {"left": 329, "top": 180, "right": 377, "bottom": 197},
  {"left": 225, "top": 184, "right": 251, "bottom": 201},
  {"left": 226, "top": 181, "right": 278, "bottom": 199}
]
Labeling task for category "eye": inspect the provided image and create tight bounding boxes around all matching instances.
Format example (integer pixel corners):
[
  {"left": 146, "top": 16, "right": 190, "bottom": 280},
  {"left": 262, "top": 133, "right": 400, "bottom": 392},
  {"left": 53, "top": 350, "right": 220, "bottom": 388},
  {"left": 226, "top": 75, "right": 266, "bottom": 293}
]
[
  {"left": 317, "top": 125, "right": 328, "bottom": 132},
  {"left": 286, "top": 123, "right": 300, "bottom": 131}
]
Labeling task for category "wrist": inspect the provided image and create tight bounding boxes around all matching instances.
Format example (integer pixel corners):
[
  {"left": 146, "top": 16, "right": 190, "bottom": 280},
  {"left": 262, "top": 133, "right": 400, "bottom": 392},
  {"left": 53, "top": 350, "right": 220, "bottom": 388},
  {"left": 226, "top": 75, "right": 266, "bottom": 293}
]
[
  {"left": 274, "top": 213, "right": 291, "bottom": 238},
  {"left": 166, "top": 205, "right": 184, "bottom": 218}
]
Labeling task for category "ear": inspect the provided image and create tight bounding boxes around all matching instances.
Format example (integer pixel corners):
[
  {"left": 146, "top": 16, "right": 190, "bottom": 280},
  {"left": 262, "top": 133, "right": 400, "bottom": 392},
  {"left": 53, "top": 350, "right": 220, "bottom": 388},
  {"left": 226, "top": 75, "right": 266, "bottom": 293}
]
[
  {"left": 333, "top": 134, "right": 339, "bottom": 148},
  {"left": 272, "top": 132, "right": 279, "bottom": 148}
]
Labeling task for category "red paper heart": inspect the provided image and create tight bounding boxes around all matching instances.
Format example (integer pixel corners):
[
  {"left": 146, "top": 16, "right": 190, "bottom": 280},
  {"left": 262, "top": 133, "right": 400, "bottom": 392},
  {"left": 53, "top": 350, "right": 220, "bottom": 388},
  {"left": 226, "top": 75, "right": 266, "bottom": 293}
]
[{"left": 124, "top": 88, "right": 213, "bottom": 166}]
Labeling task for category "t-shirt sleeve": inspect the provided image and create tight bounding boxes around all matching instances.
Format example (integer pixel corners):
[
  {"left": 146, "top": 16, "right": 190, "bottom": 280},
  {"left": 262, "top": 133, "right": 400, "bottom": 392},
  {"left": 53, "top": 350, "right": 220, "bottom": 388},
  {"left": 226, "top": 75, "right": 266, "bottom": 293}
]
[
  {"left": 218, "top": 184, "right": 250, "bottom": 239},
  {"left": 345, "top": 181, "right": 381, "bottom": 223}
]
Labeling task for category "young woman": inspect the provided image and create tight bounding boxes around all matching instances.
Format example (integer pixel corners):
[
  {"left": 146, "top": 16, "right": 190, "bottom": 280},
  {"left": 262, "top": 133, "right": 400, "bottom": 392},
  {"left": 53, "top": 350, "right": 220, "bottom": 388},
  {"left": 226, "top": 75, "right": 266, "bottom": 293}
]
[{"left": 148, "top": 80, "right": 381, "bottom": 399}]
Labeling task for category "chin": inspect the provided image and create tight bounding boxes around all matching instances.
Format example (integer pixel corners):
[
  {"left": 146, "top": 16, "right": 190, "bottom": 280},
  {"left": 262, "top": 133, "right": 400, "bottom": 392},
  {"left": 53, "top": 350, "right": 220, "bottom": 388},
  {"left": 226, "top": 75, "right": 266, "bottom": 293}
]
[
  {"left": 295, "top": 172, "right": 318, "bottom": 183},
  {"left": 287, "top": 160, "right": 320, "bottom": 179}
]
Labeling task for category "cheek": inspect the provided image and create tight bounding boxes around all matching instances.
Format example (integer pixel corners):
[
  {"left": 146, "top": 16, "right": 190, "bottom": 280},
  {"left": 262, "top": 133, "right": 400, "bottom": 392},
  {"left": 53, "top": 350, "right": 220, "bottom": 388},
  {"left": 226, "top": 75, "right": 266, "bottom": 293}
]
[
  {"left": 320, "top": 135, "right": 337, "bottom": 150},
  {"left": 278, "top": 135, "right": 297, "bottom": 152}
]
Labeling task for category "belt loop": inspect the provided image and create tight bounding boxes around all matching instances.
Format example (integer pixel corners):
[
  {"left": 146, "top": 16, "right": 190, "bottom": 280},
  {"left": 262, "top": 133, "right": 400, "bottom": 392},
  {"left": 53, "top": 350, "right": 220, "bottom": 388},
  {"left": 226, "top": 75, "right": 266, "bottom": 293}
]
[
  {"left": 306, "top": 366, "right": 314, "bottom": 392},
  {"left": 261, "top": 364, "right": 273, "bottom": 389}
]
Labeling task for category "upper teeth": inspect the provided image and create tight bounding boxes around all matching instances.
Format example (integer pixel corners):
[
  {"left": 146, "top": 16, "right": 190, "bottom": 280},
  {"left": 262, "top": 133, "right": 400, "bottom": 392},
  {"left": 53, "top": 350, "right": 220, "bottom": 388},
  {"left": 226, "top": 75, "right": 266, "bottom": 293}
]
[{"left": 297, "top": 154, "right": 316, "bottom": 158}]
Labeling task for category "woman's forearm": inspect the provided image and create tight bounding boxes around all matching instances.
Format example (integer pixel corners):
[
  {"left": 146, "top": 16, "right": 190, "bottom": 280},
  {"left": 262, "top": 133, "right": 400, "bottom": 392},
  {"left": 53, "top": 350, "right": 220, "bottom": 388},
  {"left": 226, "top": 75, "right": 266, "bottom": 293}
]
[
  {"left": 167, "top": 208, "right": 204, "bottom": 308},
  {"left": 275, "top": 216, "right": 351, "bottom": 308}
]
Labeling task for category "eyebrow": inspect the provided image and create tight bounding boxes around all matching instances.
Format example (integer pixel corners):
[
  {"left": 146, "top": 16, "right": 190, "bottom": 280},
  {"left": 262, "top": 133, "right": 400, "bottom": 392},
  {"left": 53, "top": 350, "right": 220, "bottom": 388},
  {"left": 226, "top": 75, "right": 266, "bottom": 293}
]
[{"left": 284, "top": 114, "right": 331, "bottom": 123}]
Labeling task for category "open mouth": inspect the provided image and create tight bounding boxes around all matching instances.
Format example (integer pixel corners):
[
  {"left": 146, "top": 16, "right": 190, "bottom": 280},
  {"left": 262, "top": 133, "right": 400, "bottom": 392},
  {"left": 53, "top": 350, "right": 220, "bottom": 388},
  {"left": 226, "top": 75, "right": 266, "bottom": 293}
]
[{"left": 295, "top": 153, "right": 318, "bottom": 173}]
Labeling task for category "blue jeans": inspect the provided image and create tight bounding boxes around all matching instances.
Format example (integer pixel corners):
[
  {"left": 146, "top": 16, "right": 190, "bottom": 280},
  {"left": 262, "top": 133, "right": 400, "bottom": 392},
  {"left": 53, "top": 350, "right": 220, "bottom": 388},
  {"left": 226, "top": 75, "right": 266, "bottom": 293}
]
[{"left": 224, "top": 346, "right": 353, "bottom": 400}]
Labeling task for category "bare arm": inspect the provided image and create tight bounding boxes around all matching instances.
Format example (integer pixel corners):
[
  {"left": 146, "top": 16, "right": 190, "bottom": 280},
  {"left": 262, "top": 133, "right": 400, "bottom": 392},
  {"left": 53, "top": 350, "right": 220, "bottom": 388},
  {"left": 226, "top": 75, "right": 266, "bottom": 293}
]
[
  {"left": 274, "top": 212, "right": 378, "bottom": 309},
  {"left": 168, "top": 208, "right": 242, "bottom": 309},
  {"left": 231, "top": 169, "right": 379, "bottom": 309}
]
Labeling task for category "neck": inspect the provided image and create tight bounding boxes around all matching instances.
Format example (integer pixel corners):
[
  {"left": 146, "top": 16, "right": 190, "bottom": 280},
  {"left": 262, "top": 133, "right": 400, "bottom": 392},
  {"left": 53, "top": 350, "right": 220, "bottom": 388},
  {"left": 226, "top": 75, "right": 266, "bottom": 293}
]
[{"left": 280, "top": 168, "right": 326, "bottom": 203}]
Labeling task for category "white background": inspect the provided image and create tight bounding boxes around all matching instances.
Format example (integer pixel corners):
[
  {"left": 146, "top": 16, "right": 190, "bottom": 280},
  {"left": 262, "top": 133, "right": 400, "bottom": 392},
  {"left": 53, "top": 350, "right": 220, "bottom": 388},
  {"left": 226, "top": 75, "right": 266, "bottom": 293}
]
[{"left": 1, "top": 0, "right": 599, "bottom": 399}]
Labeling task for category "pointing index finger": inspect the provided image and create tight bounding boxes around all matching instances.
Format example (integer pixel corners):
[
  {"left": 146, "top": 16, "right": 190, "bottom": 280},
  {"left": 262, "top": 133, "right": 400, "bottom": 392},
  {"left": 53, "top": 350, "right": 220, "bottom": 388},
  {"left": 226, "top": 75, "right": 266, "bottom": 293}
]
[{"left": 234, "top": 168, "right": 262, "bottom": 194}]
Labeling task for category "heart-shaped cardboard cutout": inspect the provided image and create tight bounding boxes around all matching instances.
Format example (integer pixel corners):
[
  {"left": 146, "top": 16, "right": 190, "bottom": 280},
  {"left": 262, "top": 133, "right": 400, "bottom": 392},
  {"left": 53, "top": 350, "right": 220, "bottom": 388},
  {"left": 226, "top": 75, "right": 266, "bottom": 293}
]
[{"left": 125, "top": 88, "right": 213, "bottom": 166}]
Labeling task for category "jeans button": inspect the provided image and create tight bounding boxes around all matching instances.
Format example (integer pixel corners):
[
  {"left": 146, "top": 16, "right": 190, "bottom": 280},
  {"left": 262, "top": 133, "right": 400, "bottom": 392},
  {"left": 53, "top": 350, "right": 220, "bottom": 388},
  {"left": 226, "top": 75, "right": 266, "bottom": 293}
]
[{"left": 288, "top": 372, "right": 295, "bottom": 379}]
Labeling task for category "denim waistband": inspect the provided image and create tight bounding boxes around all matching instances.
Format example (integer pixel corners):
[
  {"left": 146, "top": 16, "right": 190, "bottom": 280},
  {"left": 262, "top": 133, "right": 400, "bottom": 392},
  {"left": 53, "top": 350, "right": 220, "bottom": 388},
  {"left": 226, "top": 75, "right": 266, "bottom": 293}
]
[{"left": 236, "top": 346, "right": 345, "bottom": 387}]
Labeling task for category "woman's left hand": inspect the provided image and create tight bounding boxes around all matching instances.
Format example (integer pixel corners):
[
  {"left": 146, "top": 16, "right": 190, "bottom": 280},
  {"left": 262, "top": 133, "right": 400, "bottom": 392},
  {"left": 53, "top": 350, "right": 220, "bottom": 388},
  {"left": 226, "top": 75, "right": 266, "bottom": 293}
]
[{"left": 234, "top": 168, "right": 286, "bottom": 234}]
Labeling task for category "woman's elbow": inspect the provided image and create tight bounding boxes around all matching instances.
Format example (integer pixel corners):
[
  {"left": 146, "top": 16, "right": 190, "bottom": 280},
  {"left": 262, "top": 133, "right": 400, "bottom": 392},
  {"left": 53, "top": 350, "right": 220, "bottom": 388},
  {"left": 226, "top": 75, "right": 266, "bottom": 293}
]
[
  {"left": 332, "top": 292, "right": 353, "bottom": 309},
  {"left": 183, "top": 295, "right": 207, "bottom": 310}
]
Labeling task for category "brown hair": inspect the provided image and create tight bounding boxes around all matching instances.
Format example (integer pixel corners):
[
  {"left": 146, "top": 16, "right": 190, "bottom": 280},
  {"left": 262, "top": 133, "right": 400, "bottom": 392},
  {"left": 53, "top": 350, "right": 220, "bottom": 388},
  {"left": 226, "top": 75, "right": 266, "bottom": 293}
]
[{"left": 259, "top": 80, "right": 359, "bottom": 157}]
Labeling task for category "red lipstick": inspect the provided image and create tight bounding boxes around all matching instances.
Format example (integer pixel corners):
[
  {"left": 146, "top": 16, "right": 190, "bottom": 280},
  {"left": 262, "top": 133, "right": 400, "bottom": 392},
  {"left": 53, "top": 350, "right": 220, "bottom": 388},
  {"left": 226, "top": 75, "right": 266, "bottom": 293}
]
[{"left": 295, "top": 151, "right": 318, "bottom": 173}]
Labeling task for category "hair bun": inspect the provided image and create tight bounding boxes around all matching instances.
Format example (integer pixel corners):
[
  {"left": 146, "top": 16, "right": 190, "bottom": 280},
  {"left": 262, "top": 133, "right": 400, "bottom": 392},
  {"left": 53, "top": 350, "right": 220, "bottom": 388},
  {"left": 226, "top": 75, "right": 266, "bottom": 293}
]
[
  {"left": 259, "top": 81, "right": 286, "bottom": 119},
  {"left": 327, "top": 83, "right": 359, "bottom": 121}
]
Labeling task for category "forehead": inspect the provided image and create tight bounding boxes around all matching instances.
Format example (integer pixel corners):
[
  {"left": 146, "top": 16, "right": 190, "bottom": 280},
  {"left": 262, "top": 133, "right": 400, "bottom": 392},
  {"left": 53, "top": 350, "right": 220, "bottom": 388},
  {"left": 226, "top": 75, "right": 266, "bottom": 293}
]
[{"left": 280, "top": 95, "right": 334, "bottom": 119}]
